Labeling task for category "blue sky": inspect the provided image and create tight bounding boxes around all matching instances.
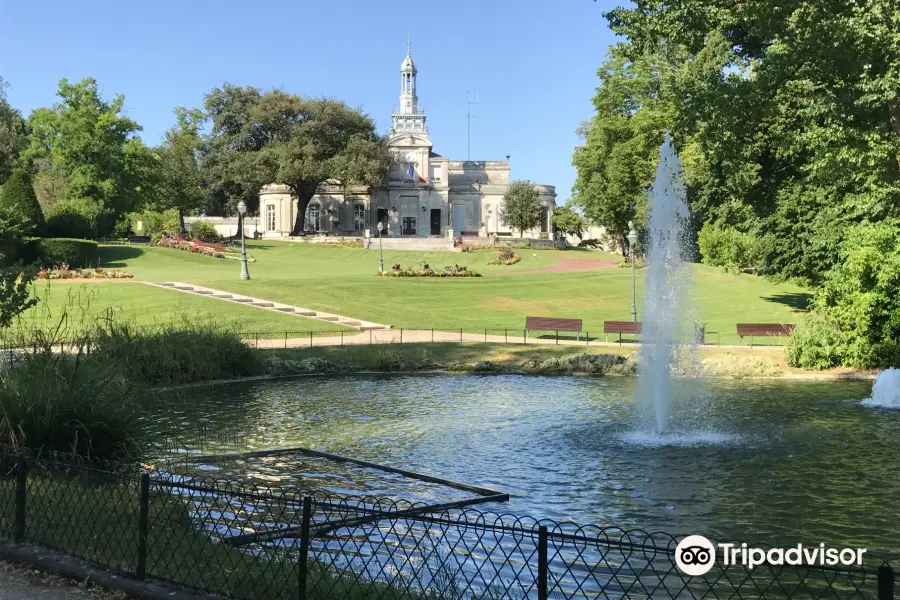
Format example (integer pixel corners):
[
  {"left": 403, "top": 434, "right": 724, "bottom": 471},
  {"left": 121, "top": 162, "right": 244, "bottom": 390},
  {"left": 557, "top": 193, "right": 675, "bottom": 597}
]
[{"left": 0, "top": 0, "right": 621, "bottom": 200}]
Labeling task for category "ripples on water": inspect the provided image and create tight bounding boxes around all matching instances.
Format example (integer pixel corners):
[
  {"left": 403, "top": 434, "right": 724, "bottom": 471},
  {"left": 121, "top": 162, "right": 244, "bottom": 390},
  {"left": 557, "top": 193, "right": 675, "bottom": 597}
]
[{"left": 147, "top": 374, "right": 897, "bottom": 551}]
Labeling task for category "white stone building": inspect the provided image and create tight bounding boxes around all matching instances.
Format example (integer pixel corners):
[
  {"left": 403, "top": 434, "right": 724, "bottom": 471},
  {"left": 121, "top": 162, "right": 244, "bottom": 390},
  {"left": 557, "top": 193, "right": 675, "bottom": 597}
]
[{"left": 259, "top": 45, "right": 556, "bottom": 239}]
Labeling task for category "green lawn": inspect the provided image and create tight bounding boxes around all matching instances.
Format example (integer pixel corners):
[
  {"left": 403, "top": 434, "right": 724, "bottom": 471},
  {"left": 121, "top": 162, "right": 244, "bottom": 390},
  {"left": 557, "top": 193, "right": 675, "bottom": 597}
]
[
  {"left": 16, "top": 280, "right": 347, "bottom": 334},
  {"left": 67, "top": 241, "right": 813, "bottom": 344}
]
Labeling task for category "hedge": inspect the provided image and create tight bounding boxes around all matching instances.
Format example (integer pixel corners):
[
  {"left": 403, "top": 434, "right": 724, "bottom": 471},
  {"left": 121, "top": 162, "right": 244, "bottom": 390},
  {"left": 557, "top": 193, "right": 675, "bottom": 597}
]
[{"left": 27, "top": 238, "right": 100, "bottom": 268}]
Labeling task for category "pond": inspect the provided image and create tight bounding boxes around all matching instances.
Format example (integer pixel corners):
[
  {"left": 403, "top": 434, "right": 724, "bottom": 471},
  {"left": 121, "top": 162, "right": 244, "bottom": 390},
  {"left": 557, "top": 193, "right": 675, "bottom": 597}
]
[{"left": 148, "top": 374, "right": 896, "bottom": 551}]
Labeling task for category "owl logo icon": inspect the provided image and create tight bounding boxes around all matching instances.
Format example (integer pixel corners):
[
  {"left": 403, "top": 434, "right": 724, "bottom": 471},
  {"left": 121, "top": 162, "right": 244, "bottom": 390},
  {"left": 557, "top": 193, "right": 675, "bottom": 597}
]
[{"left": 675, "top": 535, "right": 716, "bottom": 576}]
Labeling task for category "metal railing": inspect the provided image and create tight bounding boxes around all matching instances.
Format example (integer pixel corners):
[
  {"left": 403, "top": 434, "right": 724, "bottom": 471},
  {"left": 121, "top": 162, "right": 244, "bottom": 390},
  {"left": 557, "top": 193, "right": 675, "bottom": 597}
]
[{"left": 0, "top": 449, "right": 896, "bottom": 599}]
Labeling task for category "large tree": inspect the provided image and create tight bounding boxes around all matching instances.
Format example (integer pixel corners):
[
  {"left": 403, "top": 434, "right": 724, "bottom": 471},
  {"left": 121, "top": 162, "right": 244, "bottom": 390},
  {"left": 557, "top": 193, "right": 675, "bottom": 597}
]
[
  {"left": 0, "top": 77, "right": 27, "bottom": 185},
  {"left": 154, "top": 107, "right": 205, "bottom": 233},
  {"left": 23, "top": 78, "right": 155, "bottom": 223},
  {"left": 551, "top": 202, "right": 588, "bottom": 240},
  {"left": 202, "top": 85, "right": 394, "bottom": 231},
  {"left": 501, "top": 180, "right": 543, "bottom": 237}
]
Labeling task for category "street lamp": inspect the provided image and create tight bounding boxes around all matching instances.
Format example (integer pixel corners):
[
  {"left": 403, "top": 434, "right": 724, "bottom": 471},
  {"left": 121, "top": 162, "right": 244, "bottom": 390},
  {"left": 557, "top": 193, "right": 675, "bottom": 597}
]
[
  {"left": 377, "top": 221, "right": 385, "bottom": 274},
  {"left": 627, "top": 221, "right": 638, "bottom": 322},
  {"left": 237, "top": 200, "right": 250, "bottom": 280}
]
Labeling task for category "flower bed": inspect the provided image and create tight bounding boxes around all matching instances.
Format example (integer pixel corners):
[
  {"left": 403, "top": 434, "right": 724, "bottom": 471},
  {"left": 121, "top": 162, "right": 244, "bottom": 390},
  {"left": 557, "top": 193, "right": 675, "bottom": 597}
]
[
  {"left": 37, "top": 265, "right": 133, "bottom": 280},
  {"left": 487, "top": 248, "right": 521, "bottom": 265},
  {"left": 156, "top": 236, "right": 226, "bottom": 258},
  {"left": 454, "top": 237, "right": 493, "bottom": 253},
  {"left": 379, "top": 263, "right": 481, "bottom": 278},
  {"left": 318, "top": 238, "right": 364, "bottom": 249}
]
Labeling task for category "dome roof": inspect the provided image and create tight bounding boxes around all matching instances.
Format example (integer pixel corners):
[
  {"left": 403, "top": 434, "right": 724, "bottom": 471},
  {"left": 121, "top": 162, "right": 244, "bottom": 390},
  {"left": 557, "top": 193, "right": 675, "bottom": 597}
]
[{"left": 401, "top": 52, "right": 416, "bottom": 72}]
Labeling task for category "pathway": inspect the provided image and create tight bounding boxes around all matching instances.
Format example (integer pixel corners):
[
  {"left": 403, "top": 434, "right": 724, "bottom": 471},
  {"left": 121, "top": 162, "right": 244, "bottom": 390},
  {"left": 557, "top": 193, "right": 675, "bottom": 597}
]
[{"left": 142, "top": 282, "right": 389, "bottom": 330}]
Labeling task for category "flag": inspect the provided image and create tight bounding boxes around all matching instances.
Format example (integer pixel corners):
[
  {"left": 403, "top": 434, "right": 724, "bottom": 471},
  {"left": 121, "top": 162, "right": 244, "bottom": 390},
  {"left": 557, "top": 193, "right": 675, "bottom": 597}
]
[{"left": 407, "top": 162, "right": 427, "bottom": 183}]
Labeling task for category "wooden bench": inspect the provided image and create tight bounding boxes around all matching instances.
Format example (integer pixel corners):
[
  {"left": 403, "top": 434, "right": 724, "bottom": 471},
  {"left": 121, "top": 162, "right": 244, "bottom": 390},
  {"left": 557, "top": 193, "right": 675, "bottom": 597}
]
[
  {"left": 604, "top": 321, "right": 642, "bottom": 344},
  {"left": 736, "top": 323, "right": 795, "bottom": 346},
  {"left": 525, "top": 316, "right": 583, "bottom": 343}
]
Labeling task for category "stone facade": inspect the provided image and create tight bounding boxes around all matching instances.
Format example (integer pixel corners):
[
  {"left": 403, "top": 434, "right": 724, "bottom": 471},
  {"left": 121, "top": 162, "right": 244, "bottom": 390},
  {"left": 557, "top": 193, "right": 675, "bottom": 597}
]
[{"left": 260, "top": 45, "right": 556, "bottom": 240}]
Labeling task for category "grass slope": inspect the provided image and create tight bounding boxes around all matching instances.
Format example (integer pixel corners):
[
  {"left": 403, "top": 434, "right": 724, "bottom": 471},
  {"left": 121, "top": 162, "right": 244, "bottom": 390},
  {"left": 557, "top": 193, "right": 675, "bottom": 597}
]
[{"left": 89, "top": 242, "right": 809, "bottom": 343}]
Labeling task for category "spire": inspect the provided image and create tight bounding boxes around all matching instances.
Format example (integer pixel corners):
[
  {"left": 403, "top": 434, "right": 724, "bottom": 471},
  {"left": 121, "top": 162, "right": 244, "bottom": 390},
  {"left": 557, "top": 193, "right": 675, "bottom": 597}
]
[{"left": 407, "top": 34, "right": 411, "bottom": 55}]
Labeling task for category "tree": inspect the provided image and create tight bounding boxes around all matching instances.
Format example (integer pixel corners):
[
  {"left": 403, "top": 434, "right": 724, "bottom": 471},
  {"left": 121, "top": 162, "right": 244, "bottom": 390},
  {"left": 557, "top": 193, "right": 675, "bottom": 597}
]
[
  {"left": 154, "top": 108, "right": 205, "bottom": 233},
  {"left": 0, "top": 169, "right": 44, "bottom": 234},
  {"left": 23, "top": 78, "right": 155, "bottom": 229},
  {"left": 501, "top": 180, "right": 542, "bottom": 238},
  {"left": 0, "top": 268, "right": 36, "bottom": 329},
  {"left": 201, "top": 86, "right": 394, "bottom": 231},
  {"left": 0, "top": 77, "right": 27, "bottom": 185},
  {"left": 552, "top": 202, "right": 588, "bottom": 240}
]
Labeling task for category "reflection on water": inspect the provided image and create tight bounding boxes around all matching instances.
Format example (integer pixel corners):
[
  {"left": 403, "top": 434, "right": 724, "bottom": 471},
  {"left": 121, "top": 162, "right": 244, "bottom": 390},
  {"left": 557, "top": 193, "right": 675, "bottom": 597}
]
[{"left": 147, "top": 374, "right": 896, "bottom": 550}]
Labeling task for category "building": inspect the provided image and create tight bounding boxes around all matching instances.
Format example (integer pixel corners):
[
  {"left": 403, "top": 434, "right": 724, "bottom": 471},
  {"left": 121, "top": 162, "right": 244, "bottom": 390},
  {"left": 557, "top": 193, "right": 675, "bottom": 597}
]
[{"left": 260, "top": 44, "right": 556, "bottom": 239}]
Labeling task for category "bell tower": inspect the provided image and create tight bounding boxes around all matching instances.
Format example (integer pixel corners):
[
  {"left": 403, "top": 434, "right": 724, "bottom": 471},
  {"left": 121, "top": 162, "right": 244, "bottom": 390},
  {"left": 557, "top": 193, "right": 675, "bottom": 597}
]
[{"left": 391, "top": 37, "right": 427, "bottom": 134}]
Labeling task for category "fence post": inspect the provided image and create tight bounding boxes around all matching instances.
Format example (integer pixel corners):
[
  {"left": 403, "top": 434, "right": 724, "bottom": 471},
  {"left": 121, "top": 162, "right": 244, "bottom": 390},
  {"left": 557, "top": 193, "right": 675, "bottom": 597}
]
[
  {"left": 370, "top": 329, "right": 373, "bottom": 345},
  {"left": 555, "top": 331, "right": 559, "bottom": 345},
  {"left": 505, "top": 329, "right": 508, "bottom": 343},
  {"left": 460, "top": 328, "right": 463, "bottom": 342},
  {"left": 432, "top": 329, "right": 434, "bottom": 343},
  {"left": 309, "top": 331, "right": 313, "bottom": 348},
  {"left": 255, "top": 333, "right": 260, "bottom": 349},
  {"left": 340, "top": 331, "right": 343, "bottom": 347},
  {"left": 586, "top": 331, "right": 589, "bottom": 346},
  {"left": 298, "top": 497, "right": 312, "bottom": 600},
  {"left": 524, "top": 329, "right": 527, "bottom": 345},
  {"left": 13, "top": 454, "right": 27, "bottom": 543},
  {"left": 537, "top": 525, "right": 548, "bottom": 600},
  {"left": 400, "top": 329, "right": 403, "bottom": 344},
  {"left": 285, "top": 332, "right": 288, "bottom": 349},
  {"left": 485, "top": 329, "right": 487, "bottom": 343},
  {"left": 878, "top": 565, "right": 895, "bottom": 600},
  {"left": 136, "top": 472, "right": 150, "bottom": 579}
]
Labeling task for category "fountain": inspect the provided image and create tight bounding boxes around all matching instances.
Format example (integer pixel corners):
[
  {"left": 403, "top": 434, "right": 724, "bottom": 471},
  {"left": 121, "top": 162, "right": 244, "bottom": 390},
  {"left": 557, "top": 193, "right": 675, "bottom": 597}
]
[
  {"left": 862, "top": 368, "right": 900, "bottom": 408},
  {"left": 633, "top": 133, "right": 695, "bottom": 435}
]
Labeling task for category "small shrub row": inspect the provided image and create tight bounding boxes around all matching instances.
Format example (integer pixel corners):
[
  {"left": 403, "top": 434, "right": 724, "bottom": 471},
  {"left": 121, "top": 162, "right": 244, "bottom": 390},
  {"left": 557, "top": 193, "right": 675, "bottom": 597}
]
[
  {"left": 379, "top": 263, "right": 481, "bottom": 277},
  {"left": 37, "top": 265, "right": 133, "bottom": 280},
  {"left": 156, "top": 235, "right": 226, "bottom": 258},
  {"left": 487, "top": 248, "right": 521, "bottom": 265},
  {"left": 18, "top": 238, "right": 100, "bottom": 268},
  {"left": 318, "top": 238, "right": 364, "bottom": 248}
]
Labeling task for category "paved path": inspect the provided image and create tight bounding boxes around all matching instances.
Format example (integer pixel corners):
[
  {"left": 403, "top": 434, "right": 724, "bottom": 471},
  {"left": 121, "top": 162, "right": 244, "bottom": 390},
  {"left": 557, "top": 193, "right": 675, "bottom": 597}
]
[{"left": 143, "top": 282, "right": 389, "bottom": 331}]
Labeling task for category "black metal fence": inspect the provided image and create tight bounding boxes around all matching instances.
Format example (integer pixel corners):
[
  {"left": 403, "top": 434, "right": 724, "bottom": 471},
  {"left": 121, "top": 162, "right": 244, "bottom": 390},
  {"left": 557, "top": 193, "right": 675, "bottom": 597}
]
[{"left": 0, "top": 450, "right": 895, "bottom": 599}]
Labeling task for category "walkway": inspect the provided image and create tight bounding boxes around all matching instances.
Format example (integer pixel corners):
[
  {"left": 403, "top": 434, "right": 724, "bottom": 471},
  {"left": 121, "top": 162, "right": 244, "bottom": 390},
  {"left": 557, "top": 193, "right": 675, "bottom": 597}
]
[
  {"left": 505, "top": 258, "right": 619, "bottom": 275},
  {"left": 142, "top": 282, "right": 389, "bottom": 331}
]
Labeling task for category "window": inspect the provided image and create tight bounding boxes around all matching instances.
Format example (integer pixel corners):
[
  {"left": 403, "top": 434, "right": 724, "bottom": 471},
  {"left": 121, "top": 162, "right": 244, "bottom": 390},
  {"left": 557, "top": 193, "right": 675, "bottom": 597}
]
[
  {"left": 402, "top": 216, "right": 417, "bottom": 235},
  {"left": 309, "top": 204, "right": 321, "bottom": 231},
  {"left": 354, "top": 205, "right": 365, "bottom": 230},
  {"left": 266, "top": 204, "right": 275, "bottom": 232}
]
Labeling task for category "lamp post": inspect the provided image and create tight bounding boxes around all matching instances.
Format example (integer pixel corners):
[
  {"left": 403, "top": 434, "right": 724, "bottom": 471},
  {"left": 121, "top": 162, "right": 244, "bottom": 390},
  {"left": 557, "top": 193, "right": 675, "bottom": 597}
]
[
  {"left": 628, "top": 221, "right": 638, "bottom": 322},
  {"left": 237, "top": 200, "right": 250, "bottom": 280},
  {"left": 377, "top": 221, "right": 385, "bottom": 274}
]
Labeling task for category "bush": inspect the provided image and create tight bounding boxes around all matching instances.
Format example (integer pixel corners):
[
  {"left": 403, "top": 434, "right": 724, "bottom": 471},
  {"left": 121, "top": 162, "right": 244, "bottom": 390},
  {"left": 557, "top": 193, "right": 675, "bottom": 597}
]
[
  {"left": 379, "top": 264, "right": 481, "bottom": 277},
  {"left": 89, "top": 323, "right": 262, "bottom": 385},
  {"left": 697, "top": 223, "right": 761, "bottom": 273},
  {"left": 35, "top": 238, "right": 99, "bottom": 268},
  {"left": 113, "top": 216, "right": 134, "bottom": 239},
  {"left": 191, "top": 220, "right": 221, "bottom": 242},
  {"left": 0, "top": 350, "right": 147, "bottom": 460},
  {"left": 786, "top": 316, "right": 848, "bottom": 370},
  {"left": 130, "top": 209, "right": 180, "bottom": 241},
  {"left": 487, "top": 248, "right": 521, "bottom": 265},
  {"left": 44, "top": 198, "right": 102, "bottom": 239},
  {"left": 0, "top": 169, "right": 44, "bottom": 235}
]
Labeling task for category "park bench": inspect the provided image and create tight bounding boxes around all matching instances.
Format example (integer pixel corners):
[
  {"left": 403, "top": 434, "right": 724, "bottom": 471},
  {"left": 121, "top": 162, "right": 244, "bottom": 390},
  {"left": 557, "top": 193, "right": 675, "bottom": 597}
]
[
  {"left": 736, "top": 323, "right": 795, "bottom": 347},
  {"left": 525, "top": 316, "right": 583, "bottom": 343},
  {"left": 604, "top": 321, "right": 642, "bottom": 344}
]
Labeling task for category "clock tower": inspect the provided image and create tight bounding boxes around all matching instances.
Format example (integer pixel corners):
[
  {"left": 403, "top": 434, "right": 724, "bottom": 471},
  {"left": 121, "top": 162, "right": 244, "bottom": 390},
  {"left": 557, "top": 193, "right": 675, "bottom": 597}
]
[{"left": 387, "top": 37, "right": 433, "bottom": 185}]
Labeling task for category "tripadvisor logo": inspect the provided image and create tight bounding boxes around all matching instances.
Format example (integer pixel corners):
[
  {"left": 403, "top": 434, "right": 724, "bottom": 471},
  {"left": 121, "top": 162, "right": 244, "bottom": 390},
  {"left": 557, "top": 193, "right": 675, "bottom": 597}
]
[{"left": 674, "top": 535, "right": 867, "bottom": 576}]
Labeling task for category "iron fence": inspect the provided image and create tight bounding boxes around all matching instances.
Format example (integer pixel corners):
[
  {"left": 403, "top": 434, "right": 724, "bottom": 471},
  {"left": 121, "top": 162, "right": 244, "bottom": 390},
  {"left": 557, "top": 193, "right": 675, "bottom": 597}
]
[
  {"left": 0, "top": 326, "right": 787, "bottom": 354},
  {"left": 0, "top": 449, "right": 896, "bottom": 599}
]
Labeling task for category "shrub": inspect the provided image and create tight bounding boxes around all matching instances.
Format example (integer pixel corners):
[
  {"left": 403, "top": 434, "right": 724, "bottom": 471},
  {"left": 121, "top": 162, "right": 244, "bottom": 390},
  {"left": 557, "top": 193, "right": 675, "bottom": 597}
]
[
  {"left": 191, "top": 220, "right": 221, "bottom": 242},
  {"left": 113, "top": 216, "right": 134, "bottom": 239},
  {"left": 379, "top": 264, "right": 481, "bottom": 277},
  {"left": 487, "top": 248, "right": 521, "bottom": 265},
  {"left": 89, "top": 323, "right": 262, "bottom": 385},
  {"left": 0, "top": 350, "right": 147, "bottom": 460},
  {"left": 44, "top": 198, "right": 101, "bottom": 239},
  {"left": 37, "top": 266, "right": 132, "bottom": 280},
  {"left": 0, "top": 169, "right": 44, "bottom": 235},
  {"left": 697, "top": 223, "right": 761, "bottom": 273},
  {"left": 130, "top": 209, "right": 180, "bottom": 241},
  {"left": 787, "top": 221, "right": 900, "bottom": 369},
  {"left": 578, "top": 238, "right": 603, "bottom": 248},
  {"left": 156, "top": 235, "right": 226, "bottom": 258},
  {"left": 35, "top": 238, "right": 99, "bottom": 268}
]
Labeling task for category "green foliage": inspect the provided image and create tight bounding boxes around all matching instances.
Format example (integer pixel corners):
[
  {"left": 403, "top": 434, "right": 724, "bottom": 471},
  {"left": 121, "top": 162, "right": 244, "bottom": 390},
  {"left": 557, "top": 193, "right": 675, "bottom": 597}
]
[
  {"left": 89, "top": 322, "right": 262, "bottom": 385},
  {"left": 201, "top": 86, "right": 394, "bottom": 230},
  {"left": 191, "top": 220, "right": 221, "bottom": 241},
  {"left": 0, "top": 350, "right": 146, "bottom": 460},
  {"left": 788, "top": 222, "right": 900, "bottom": 369},
  {"left": 0, "top": 168, "right": 44, "bottom": 234},
  {"left": 0, "top": 213, "right": 27, "bottom": 266},
  {"left": 45, "top": 197, "right": 115, "bottom": 239},
  {"left": 152, "top": 107, "right": 206, "bottom": 232},
  {"left": 23, "top": 78, "right": 155, "bottom": 222},
  {"left": 35, "top": 238, "right": 99, "bottom": 268},
  {"left": 0, "top": 77, "right": 26, "bottom": 185},
  {"left": 0, "top": 269, "right": 37, "bottom": 328},
  {"left": 130, "top": 208, "right": 180, "bottom": 240},
  {"left": 551, "top": 202, "right": 588, "bottom": 240},
  {"left": 697, "top": 223, "right": 761, "bottom": 273},
  {"left": 501, "top": 180, "right": 542, "bottom": 238}
]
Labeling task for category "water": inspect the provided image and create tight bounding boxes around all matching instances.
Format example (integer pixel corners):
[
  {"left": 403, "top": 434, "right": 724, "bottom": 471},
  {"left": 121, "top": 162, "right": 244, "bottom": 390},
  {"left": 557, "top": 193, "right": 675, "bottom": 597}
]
[
  {"left": 147, "top": 374, "right": 900, "bottom": 551},
  {"left": 862, "top": 368, "right": 900, "bottom": 408},
  {"left": 637, "top": 134, "right": 696, "bottom": 434}
]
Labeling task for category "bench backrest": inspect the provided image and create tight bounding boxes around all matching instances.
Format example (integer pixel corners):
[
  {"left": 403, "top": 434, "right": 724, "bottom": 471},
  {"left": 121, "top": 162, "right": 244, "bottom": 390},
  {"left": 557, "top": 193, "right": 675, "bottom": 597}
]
[
  {"left": 603, "top": 320, "right": 643, "bottom": 334},
  {"left": 525, "top": 316, "right": 583, "bottom": 332},
  {"left": 736, "top": 323, "right": 796, "bottom": 336}
]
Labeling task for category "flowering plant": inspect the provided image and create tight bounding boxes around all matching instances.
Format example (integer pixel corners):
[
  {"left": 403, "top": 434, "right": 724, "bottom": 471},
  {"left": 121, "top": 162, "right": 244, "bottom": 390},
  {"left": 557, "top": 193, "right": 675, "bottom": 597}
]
[
  {"left": 487, "top": 248, "right": 521, "bottom": 265},
  {"left": 379, "top": 264, "right": 481, "bottom": 278},
  {"left": 37, "top": 264, "right": 133, "bottom": 280}
]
